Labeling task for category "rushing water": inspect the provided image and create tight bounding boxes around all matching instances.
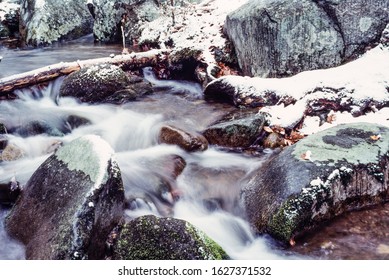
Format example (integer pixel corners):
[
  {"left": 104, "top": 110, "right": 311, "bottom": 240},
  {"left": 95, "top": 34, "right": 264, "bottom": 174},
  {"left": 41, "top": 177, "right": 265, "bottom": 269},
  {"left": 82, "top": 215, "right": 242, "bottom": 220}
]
[
  {"left": 1, "top": 37, "right": 387, "bottom": 260},
  {"left": 0, "top": 40, "right": 290, "bottom": 259}
]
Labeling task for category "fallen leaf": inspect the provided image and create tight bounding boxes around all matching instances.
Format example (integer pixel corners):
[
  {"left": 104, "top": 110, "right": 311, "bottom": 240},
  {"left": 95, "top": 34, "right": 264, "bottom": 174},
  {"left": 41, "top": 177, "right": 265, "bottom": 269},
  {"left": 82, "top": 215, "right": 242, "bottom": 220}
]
[
  {"left": 327, "top": 113, "right": 337, "bottom": 124},
  {"left": 281, "top": 139, "right": 294, "bottom": 146},
  {"left": 370, "top": 134, "right": 381, "bottom": 141},
  {"left": 301, "top": 150, "right": 312, "bottom": 160},
  {"left": 263, "top": 126, "right": 274, "bottom": 133}
]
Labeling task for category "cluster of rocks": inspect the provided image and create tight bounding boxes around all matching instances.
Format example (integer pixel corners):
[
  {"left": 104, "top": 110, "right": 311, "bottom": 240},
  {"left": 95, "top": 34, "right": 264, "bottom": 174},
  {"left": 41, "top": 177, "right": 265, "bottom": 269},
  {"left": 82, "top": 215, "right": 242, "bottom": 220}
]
[
  {"left": 3, "top": 134, "right": 228, "bottom": 260},
  {"left": 2, "top": 0, "right": 389, "bottom": 259}
]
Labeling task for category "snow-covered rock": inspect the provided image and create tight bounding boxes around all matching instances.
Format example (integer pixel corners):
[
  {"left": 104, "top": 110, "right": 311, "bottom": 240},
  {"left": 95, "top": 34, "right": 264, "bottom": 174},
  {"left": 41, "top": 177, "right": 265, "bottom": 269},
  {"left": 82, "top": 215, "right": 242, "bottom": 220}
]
[
  {"left": 224, "top": 0, "right": 389, "bottom": 77},
  {"left": 20, "top": 0, "right": 93, "bottom": 46},
  {"left": 242, "top": 122, "right": 389, "bottom": 244},
  {"left": 91, "top": 0, "right": 161, "bottom": 43},
  {"left": 205, "top": 45, "right": 389, "bottom": 130},
  {"left": 0, "top": 0, "right": 20, "bottom": 38}
]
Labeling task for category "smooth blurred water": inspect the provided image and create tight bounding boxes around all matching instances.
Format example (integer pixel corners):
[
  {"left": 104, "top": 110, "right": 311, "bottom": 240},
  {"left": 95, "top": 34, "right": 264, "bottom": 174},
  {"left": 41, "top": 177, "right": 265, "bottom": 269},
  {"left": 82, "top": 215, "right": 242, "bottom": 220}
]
[{"left": 0, "top": 58, "right": 286, "bottom": 259}]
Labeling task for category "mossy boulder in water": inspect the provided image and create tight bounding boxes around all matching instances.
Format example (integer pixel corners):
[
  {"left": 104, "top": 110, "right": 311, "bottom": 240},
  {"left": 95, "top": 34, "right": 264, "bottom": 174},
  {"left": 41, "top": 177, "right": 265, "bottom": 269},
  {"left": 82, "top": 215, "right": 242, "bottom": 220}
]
[
  {"left": 203, "top": 110, "right": 267, "bottom": 148},
  {"left": 112, "top": 215, "right": 228, "bottom": 260},
  {"left": 59, "top": 64, "right": 131, "bottom": 104},
  {"left": 241, "top": 123, "right": 389, "bottom": 244},
  {"left": 5, "top": 135, "right": 125, "bottom": 259}
]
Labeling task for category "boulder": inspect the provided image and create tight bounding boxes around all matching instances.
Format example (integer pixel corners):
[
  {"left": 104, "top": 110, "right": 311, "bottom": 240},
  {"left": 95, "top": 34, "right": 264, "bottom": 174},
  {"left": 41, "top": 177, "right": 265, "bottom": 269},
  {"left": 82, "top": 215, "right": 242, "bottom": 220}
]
[
  {"left": 0, "top": 177, "right": 21, "bottom": 206},
  {"left": 241, "top": 123, "right": 389, "bottom": 244},
  {"left": 0, "top": 1, "right": 20, "bottom": 38},
  {"left": 19, "top": 0, "right": 93, "bottom": 46},
  {"left": 112, "top": 215, "right": 228, "bottom": 260},
  {"left": 204, "top": 75, "right": 291, "bottom": 108},
  {"left": 159, "top": 125, "right": 208, "bottom": 152},
  {"left": 59, "top": 64, "right": 131, "bottom": 103},
  {"left": 5, "top": 135, "right": 125, "bottom": 259},
  {"left": 203, "top": 110, "right": 267, "bottom": 148},
  {"left": 224, "top": 0, "right": 389, "bottom": 77},
  {"left": 91, "top": 0, "right": 161, "bottom": 43}
]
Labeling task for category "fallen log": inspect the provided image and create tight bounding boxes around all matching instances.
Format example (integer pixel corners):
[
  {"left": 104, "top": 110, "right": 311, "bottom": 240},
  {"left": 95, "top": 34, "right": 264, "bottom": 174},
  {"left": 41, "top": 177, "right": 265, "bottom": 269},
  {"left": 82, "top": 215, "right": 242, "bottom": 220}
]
[{"left": 0, "top": 49, "right": 172, "bottom": 94}]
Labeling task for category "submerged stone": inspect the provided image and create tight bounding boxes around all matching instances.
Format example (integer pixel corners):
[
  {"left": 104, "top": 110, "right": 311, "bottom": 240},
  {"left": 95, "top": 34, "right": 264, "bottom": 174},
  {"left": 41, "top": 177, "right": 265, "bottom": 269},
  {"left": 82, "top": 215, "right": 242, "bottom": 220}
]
[
  {"left": 5, "top": 135, "right": 125, "bottom": 259},
  {"left": 112, "top": 215, "right": 228, "bottom": 260},
  {"left": 241, "top": 123, "right": 389, "bottom": 244}
]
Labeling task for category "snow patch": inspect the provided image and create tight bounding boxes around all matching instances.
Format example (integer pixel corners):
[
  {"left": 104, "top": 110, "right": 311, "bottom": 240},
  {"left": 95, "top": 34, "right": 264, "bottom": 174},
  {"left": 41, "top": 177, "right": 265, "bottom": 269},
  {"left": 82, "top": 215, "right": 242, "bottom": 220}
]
[{"left": 0, "top": 0, "right": 19, "bottom": 21}]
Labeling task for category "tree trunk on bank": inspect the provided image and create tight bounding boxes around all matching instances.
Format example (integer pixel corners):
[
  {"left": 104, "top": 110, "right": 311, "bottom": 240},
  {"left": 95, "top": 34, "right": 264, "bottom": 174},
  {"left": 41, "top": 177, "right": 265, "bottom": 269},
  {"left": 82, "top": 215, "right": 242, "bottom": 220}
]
[{"left": 0, "top": 49, "right": 172, "bottom": 94}]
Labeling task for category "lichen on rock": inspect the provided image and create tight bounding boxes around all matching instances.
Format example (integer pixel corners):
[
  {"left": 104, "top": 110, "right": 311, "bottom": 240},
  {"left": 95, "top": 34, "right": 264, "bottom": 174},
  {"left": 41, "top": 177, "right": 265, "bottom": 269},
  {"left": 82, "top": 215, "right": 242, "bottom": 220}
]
[
  {"left": 112, "top": 215, "right": 228, "bottom": 260},
  {"left": 241, "top": 122, "right": 389, "bottom": 244}
]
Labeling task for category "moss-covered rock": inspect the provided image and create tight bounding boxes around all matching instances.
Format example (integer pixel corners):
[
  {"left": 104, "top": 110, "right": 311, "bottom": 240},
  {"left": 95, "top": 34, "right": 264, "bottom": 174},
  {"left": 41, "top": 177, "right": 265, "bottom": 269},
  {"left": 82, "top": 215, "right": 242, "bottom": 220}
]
[
  {"left": 112, "top": 215, "right": 228, "bottom": 260},
  {"left": 5, "top": 135, "right": 125, "bottom": 259},
  {"left": 241, "top": 123, "right": 389, "bottom": 244},
  {"left": 203, "top": 110, "right": 266, "bottom": 148},
  {"left": 20, "top": 0, "right": 93, "bottom": 46},
  {"left": 59, "top": 64, "right": 131, "bottom": 104}
]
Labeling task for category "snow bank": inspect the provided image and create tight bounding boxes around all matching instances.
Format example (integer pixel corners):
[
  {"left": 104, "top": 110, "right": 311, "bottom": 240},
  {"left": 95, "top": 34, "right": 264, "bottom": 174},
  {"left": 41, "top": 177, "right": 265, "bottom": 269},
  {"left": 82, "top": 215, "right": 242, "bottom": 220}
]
[
  {"left": 139, "top": 0, "right": 248, "bottom": 65},
  {"left": 0, "top": 0, "right": 19, "bottom": 21},
  {"left": 226, "top": 45, "right": 389, "bottom": 132}
]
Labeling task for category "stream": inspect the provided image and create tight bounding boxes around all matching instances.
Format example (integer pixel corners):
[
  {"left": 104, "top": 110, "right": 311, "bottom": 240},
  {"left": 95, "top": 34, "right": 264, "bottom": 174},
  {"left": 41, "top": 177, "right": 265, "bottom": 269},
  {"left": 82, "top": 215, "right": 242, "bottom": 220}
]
[
  {"left": 0, "top": 36, "right": 288, "bottom": 260},
  {"left": 0, "top": 36, "right": 387, "bottom": 260}
]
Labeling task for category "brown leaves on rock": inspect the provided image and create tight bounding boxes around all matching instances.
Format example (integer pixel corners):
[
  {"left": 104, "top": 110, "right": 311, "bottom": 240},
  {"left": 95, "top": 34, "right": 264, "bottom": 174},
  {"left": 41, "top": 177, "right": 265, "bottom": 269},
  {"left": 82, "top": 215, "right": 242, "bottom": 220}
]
[
  {"left": 262, "top": 125, "right": 306, "bottom": 148},
  {"left": 216, "top": 62, "right": 239, "bottom": 77}
]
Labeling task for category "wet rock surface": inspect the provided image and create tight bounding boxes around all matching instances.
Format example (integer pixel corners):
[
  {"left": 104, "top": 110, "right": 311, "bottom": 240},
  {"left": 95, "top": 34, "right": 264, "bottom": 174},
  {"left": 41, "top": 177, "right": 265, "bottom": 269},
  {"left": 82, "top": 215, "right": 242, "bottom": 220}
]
[
  {"left": 203, "top": 110, "right": 267, "bottom": 148},
  {"left": 5, "top": 135, "right": 125, "bottom": 259},
  {"left": 112, "top": 215, "right": 228, "bottom": 260},
  {"left": 159, "top": 125, "right": 208, "bottom": 152},
  {"left": 291, "top": 203, "right": 389, "bottom": 259},
  {"left": 241, "top": 123, "right": 389, "bottom": 244}
]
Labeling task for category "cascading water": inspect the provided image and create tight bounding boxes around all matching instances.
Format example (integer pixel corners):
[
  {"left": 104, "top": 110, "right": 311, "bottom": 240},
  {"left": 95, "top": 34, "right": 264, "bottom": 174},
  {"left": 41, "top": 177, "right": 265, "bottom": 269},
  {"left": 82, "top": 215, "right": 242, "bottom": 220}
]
[{"left": 0, "top": 66, "right": 288, "bottom": 260}]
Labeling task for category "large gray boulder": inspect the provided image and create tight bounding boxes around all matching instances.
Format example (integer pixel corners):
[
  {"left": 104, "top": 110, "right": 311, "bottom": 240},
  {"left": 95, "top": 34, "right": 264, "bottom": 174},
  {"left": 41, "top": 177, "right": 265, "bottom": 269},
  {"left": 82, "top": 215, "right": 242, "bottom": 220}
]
[
  {"left": 225, "top": 0, "right": 389, "bottom": 77},
  {"left": 241, "top": 123, "right": 389, "bottom": 244},
  {"left": 20, "top": 0, "right": 93, "bottom": 46},
  {"left": 0, "top": 1, "right": 20, "bottom": 38},
  {"left": 6, "top": 135, "right": 125, "bottom": 259},
  {"left": 112, "top": 215, "right": 228, "bottom": 260},
  {"left": 91, "top": 0, "right": 161, "bottom": 43}
]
